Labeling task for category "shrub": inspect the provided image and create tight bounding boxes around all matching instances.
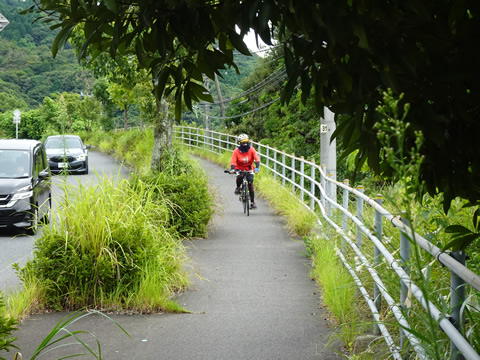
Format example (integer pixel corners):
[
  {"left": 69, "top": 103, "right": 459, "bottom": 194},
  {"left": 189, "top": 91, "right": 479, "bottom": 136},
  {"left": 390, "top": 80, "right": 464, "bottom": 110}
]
[
  {"left": 131, "top": 144, "right": 214, "bottom": 238},
  {"left": 0, "top": 294, "right": 19, "bottom": 353},
  {"left": 18, "top": 177, "right": 188, "bottom": 312}
]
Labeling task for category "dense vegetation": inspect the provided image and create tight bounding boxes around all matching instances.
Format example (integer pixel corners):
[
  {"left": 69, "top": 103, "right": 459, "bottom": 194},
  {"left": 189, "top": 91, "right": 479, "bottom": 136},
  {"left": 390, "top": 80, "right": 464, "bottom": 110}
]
[
  {"left": 26, "top": 0, "right": 480, "bottom": 233},
  {"left": 0, "top": 0, "right": 94, "bottom": 108},
  {"left": 11, "top": 129, "right": 213, "bottom": 315}
]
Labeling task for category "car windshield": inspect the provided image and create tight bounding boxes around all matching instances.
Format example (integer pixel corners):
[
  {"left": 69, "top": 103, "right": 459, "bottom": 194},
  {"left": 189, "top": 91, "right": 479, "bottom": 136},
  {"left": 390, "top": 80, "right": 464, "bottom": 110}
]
[
  {"left": 0, "top": 150, "right": 31, "bottom": 178},
  {"left": 45, "top": 137, "right": 83, "bottom": 149}
]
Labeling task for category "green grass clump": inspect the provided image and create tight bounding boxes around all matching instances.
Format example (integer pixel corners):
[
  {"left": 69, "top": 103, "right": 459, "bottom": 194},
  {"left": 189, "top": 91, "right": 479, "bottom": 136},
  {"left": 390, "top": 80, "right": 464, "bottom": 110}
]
[
  {"left": 0, "top": 294, "right": 19, "bottom": 354},
  {"left": 18, "top": 175, "right": 188, "bottom": 313}
]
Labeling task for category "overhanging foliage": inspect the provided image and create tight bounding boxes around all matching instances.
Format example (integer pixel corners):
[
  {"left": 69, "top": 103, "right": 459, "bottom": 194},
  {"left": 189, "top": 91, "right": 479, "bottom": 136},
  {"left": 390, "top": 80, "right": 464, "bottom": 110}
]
[{"left": 25, "top": 0, "right": 480, "bottom": 210}]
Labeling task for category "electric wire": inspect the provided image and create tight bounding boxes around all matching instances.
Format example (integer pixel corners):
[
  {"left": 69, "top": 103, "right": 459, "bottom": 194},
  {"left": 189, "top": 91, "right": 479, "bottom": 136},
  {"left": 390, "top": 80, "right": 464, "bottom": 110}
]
[
  {"left": 203, "top": 66, "right": 286, "bottom": 107},
  {"left": 197, "top": 96, "right": 281, "bottom": 120}
]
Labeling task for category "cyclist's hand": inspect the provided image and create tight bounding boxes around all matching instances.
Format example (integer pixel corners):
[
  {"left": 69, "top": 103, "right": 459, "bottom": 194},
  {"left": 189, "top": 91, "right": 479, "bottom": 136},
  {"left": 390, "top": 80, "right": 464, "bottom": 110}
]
[
  {"left": 230, "top": 169, "right": 236, "bottom": 174},
  {"left": 254, "top": 168, "right": 259, "bottom": 174}
]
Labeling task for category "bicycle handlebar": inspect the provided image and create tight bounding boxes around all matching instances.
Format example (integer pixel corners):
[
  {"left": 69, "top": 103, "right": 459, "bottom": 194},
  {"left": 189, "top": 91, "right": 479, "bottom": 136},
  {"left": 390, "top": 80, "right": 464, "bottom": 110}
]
[{"left": 224, "top": 169, "right": 254, "bottom": 175}]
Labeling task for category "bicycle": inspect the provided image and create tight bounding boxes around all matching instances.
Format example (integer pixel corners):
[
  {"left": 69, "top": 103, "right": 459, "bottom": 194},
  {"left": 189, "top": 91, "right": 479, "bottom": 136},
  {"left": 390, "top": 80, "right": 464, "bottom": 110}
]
[{"left": 224, "top": 169, "right": 253, "bottom": 216}]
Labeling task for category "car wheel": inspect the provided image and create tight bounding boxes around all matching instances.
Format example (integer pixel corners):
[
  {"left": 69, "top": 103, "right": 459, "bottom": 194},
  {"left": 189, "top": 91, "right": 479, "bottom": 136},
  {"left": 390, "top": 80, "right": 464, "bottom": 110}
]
[{"left": 26, "top": 207, "right": 38, "bottom": 235}]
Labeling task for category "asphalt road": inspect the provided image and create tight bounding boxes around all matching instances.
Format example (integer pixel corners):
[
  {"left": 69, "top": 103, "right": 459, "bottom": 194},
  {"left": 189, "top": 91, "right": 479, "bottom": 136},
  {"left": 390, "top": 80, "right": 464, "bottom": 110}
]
[
  {"left": 0, "top": 157, "right": 341, "bottom": 360},
  {"left": 0, "top": 151, "right": 131, "bottom": 294}
]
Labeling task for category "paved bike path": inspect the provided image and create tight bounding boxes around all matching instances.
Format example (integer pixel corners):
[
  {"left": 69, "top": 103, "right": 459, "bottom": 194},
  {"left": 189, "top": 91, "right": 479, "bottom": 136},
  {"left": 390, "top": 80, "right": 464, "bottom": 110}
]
[{"left": 1, "top": 158, "right": 341, "bottom": 359}]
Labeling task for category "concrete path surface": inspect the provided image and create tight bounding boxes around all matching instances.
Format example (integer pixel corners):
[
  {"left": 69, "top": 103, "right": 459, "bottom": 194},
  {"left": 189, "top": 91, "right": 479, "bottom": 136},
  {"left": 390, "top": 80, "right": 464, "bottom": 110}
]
[{"left": 1, "top": 158, "right": 341, "bottom": 360}]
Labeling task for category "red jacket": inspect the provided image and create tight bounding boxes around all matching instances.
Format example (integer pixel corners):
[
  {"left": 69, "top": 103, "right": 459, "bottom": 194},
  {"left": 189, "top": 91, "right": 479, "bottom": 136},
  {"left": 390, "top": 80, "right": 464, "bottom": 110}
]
[{"left": 230, "top": 147, "right": 260, "bottom": 171}]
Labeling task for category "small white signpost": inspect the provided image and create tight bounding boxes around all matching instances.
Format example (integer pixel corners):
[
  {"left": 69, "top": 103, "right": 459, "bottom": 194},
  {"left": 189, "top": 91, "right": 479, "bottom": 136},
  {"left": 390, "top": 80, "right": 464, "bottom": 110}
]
[{"left": 13, "top": 109, "right": 20, "bottom": 139}]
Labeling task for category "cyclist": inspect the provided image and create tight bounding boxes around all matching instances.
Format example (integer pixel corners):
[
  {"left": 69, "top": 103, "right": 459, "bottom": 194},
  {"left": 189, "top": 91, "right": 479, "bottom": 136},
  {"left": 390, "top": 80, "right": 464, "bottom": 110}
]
[{"left": 229, "top": 133, "right": 260, "bottom": 209}]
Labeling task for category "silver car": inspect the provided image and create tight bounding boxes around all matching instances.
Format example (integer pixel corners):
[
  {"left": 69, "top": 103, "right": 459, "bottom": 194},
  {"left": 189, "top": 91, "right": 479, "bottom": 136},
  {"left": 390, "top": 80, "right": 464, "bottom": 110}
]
[{"left": 45, "top": 135, "right": 90, "bottom": 175}]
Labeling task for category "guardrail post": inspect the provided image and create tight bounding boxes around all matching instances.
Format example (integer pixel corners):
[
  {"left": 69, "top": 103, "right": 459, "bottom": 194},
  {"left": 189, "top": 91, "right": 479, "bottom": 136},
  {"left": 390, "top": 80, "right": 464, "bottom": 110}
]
[
  {"left": 181, "top": 126, "right": 185, "bottom": 145},
  {"left": 327, "top": 173, "right": 333, "bottom": 217},
  {"left": 300, "top": 157, "right": 305, "bottom": 202},
  {"left": 342, "top": 180, "right": 349, "bottom": 232},
  {"left": 356, "top": 185, "right": 365, "bottom": 248},
  {"left": 282, "top": 151, "right": 286, "bottom": 187},
  {"left": 310, "top": 161, "right": 316, "bottom": 211},
  {"left": 188, "top": 127, "right": 192, "bottom": 148},
  {"left": 451, "top": 250, "right": 466, "bottom": 360},
  {"left": 273, "top": 149, "right": 277, "bottom": 180},
  {"left": 291, "top": 155, "right": 296, "bottom": 192},
  {"left": 374, "top": 194, "right": 384, "bottom": 336},
  {"left": 266, "top": 147, "right": 270, "bottom": 170},
  {"left": 341, "top": 179, "right": 350, "bottom": 254},
  {"left": 400, "top": 215, "right": 411, "bottom": 351},
  {"left": 320, "top": 164, "right": 326, "bottom": 210}
]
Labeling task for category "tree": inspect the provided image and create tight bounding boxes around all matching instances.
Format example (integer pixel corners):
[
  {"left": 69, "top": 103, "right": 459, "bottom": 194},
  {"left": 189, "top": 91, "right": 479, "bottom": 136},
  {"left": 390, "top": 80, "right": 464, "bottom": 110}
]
[
  {"left": 78, "top": 96, "right": 103, "bottom": 132},
  {"left": 26, "top": 0, "right": 480, "bottom": 212},
  {"left": 92, "top": 78, "right": 116, "bottom": 131},
  {"left": 107, "top": 81, "right": 133, "bottom": 130}
]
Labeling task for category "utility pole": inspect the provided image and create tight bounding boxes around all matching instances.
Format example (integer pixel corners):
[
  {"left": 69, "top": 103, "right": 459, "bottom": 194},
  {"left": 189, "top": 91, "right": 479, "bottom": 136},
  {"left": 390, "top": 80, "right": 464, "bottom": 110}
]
[
  {"left": 204, "top": 76, "right": 210, "bottom": 131},
  {"left": 214, "top": 73, "right": 226, "bottom": 123},
  {"left": 320, "top": 107, "right": 337, "bottom": 200}
]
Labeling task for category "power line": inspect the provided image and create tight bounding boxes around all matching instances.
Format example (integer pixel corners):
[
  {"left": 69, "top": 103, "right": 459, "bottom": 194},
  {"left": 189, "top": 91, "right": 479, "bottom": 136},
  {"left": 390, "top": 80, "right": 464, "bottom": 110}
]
[
  {"left": 196, "top": 96, "right": 281, "bottom": 120},
  {"left": 203, "top": 66, "right": 286, "bottom": 107}
]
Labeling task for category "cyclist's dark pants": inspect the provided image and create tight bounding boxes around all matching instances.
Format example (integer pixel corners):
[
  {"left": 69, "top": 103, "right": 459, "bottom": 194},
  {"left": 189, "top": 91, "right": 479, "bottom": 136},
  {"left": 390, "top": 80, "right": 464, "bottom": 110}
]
[{"left": 236, "top": 173, "right": 255, "bottom": 202}]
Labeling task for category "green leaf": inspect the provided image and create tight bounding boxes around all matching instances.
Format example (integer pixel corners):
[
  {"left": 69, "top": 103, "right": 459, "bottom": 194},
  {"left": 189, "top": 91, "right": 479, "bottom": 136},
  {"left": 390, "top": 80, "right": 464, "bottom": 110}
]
[
  {"left": 443, "top": 233, "right": 480, "bottom": 252},
  {"left": 52, "top": 25, "right": 74, "bottom": 57},
  {"left": 281, "top": 76, "right": 297, "bottom": 105},
  {"left": 352, "top": 22, "right": 369, "bottom": 50},
  {"left": 445, "top": 225, "right": 472, "bottom": 234},
  {"left": 284, "top": 45, "right": 295, "bottom": 76},
  {"left": 189, "top": 82, "right": 213, "bottom": 102},
  {"left": 175, "top": 89, "right": 182, "bottom": 120},
  {"left": 473, "top": 207, "right": 480, "bottom": 231},
  {"left": 103, "top": 0, "right": 117, "bottom": 12},
  {"left": 184, "top": 83, "right": 192, "bottom": 110},
  {"left": 227, "top": 31, "right": 251, "bottom": 56}
]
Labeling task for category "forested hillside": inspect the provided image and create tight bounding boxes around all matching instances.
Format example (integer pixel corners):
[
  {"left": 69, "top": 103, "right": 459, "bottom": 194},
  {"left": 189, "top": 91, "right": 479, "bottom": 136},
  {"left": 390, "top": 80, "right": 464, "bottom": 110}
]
[{"left": 0, "top": 0, "right": 94, "bottom": 109}]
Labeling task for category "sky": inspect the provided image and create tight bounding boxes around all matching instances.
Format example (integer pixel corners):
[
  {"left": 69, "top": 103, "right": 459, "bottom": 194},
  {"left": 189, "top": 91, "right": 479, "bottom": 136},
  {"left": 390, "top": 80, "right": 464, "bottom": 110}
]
[{"left": 244, "top": 30, "right": 271, "bottom": 57}]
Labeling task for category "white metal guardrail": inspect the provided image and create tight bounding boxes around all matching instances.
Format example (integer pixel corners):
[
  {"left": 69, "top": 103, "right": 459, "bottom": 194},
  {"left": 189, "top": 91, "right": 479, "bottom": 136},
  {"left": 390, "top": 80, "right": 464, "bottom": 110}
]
[{"left": 174, "top": 125, "right": 480, "bottom": 360}]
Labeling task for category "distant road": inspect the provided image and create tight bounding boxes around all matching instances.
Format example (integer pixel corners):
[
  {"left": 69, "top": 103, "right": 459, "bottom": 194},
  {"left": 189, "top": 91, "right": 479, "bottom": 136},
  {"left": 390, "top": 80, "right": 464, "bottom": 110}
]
[{"left": 0, "top": 151, "right": 130, "bottom": 295}]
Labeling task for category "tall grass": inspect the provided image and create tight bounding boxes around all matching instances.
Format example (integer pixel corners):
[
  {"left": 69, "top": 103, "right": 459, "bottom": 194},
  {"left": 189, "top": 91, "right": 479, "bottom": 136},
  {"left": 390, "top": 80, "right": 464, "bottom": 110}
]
[
  {"left": 18, "top": 173, "right": 189, "bottom": 312},
  {"left": 310, "top": 232, "right": 358, "bottom": 348}
]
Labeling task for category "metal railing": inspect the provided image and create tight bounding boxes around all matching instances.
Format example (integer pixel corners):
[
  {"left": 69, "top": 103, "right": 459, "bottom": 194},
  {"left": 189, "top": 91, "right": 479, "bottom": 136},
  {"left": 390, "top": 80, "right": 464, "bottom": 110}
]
[{"left": 174, "top": 125, "right": 480, "bottom": 360}]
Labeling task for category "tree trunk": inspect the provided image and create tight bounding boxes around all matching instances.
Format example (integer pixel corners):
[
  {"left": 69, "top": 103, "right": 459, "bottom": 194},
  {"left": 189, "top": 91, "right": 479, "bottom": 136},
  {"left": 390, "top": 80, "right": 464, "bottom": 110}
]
[{"left": 150, "top": 97, "right": 170, "bottom": 173}]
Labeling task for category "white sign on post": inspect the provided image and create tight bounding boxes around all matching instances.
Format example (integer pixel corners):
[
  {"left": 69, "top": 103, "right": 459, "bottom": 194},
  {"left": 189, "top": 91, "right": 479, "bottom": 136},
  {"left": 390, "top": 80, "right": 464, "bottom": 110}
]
[{"left": 13, "top": 109, "right": 20, "bottom": 139}]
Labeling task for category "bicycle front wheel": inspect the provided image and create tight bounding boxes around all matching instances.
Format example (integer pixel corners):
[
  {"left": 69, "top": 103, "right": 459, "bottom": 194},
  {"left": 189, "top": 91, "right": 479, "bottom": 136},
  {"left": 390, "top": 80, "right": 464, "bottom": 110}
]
[
  {"left": 243, "top": 188, "right": 247, "bottom": 214},
  {"left": 244, "top": 185, "right": 250, "bottom": 216}
]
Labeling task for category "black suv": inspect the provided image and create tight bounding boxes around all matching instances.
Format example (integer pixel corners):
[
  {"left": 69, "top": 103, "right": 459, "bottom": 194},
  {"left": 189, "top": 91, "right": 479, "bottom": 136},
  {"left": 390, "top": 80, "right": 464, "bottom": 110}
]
[{"left": 0, "top": 139, "right": 52, "bottom": 235}]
